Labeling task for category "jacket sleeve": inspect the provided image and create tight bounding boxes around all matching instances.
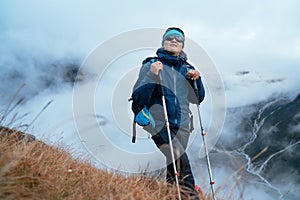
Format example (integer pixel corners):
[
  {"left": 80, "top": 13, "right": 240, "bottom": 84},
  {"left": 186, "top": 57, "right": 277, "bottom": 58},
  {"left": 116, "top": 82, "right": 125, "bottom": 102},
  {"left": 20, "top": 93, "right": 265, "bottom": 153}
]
[{"left": 131, "top": 62, "right": 160, "bottom": 114}]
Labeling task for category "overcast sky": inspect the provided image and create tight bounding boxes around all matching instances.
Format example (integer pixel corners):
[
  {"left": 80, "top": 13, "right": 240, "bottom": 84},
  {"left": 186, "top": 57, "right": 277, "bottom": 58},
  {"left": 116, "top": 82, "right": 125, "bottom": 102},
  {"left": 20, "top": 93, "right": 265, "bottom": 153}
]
[
  {"left": 1, "top": 0, "right": 300, "bottom": 67},
  {"left": 1, "top": 0, "right": 299, "bottom": 102}
]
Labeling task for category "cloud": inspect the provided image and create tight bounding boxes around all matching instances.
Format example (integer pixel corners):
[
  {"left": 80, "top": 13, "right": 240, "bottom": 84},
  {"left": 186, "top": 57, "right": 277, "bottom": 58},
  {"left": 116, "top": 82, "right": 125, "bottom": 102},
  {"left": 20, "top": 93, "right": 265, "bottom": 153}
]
[
  {"left": 176, "top": 1, "right": 300, "bottom": 83},
  {"left": 1, "top": 1, "right": 299, "bottom": 199}
]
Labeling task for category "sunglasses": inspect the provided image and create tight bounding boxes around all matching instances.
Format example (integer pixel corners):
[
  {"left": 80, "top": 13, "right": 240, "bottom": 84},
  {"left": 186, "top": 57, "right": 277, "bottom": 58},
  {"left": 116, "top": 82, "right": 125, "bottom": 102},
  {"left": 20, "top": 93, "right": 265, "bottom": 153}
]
[{"left": 165, "top": 35, "right": 184, "bottom": 43}]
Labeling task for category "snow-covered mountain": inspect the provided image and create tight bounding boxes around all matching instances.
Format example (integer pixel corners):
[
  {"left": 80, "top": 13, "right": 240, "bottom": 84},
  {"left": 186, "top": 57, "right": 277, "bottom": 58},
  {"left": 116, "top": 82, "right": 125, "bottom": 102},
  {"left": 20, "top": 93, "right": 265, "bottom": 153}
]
[{"left": 214, "top": 93, "right": 300, "bottom": 200}]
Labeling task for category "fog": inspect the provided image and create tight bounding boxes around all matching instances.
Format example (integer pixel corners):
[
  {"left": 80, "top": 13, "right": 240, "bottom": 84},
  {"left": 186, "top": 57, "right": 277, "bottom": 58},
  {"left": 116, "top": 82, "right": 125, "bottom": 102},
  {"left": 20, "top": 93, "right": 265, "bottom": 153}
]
[{"left": 1, "top": 1, "right": 300, "bottom": 199}]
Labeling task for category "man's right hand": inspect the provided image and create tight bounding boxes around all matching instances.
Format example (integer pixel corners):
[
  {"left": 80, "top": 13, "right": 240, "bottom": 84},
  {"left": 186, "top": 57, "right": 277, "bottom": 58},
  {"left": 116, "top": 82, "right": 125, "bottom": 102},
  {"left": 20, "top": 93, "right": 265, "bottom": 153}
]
[{"left": 150, "top": 61, "right": 163, "bottom": 75}]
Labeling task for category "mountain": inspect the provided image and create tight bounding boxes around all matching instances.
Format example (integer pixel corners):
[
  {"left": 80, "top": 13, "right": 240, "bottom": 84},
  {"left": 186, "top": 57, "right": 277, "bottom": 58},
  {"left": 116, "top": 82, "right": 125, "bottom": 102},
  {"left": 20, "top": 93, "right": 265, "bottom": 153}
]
[
  {"left": 216, "top": 93, "right": 300, "bottom": 200},
  {"left": 1, "top": 127, "right": 205, "bottom": 200}
]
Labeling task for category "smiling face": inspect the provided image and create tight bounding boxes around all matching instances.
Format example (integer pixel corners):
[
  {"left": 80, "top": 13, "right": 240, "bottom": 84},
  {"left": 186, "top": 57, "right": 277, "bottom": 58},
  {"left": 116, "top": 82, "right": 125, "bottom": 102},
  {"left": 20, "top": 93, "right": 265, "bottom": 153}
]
[{"left": 162, "top": 36, "right": 183, "bottom": 56}]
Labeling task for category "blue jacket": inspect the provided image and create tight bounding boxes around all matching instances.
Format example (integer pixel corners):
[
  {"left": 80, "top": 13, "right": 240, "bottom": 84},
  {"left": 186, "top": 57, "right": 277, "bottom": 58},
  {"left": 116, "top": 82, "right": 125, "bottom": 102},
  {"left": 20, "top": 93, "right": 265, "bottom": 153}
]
[{"left": 132, "top": 48, "right": 205, "bottom": 131}]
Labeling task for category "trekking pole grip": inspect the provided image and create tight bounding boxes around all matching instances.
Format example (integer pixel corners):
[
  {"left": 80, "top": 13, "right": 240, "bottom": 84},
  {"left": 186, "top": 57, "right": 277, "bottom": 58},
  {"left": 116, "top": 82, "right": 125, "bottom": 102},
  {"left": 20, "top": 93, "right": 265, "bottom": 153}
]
[
  {"left": 193, "top": 79, "right": 198, "bottom": 90},
  {"left": 158, "top": 72, "right": 163, "bottom": 82}
]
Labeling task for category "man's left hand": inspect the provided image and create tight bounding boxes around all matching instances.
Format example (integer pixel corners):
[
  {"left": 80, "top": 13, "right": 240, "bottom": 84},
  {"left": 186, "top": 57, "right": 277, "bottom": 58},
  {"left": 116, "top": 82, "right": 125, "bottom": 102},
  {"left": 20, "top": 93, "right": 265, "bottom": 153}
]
[{"left": 186, "top": 70, "right": 200, "bottom": 80}]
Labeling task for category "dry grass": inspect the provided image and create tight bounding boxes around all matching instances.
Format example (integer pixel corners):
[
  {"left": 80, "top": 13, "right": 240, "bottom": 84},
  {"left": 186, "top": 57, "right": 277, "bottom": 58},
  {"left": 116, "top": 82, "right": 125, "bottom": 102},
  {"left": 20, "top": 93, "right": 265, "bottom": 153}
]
[{"left": 0, "top": 127, "right": 211, "bottom": 200}]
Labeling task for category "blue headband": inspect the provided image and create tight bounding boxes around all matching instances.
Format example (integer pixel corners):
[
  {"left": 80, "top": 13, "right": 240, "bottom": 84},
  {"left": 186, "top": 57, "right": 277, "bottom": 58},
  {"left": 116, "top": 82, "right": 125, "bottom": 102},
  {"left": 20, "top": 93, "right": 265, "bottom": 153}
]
[{"left": 163, "top": 30, "right": 184, "bottom": 40}]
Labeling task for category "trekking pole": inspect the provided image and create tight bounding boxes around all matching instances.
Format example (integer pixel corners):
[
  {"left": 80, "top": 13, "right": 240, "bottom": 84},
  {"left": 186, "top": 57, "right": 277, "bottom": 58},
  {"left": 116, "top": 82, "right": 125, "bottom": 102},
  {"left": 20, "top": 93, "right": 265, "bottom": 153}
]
[
  {"left": 159, "top": 72, "right": 182, "bottom": 200},
  {"left": 193, "top": 80, "right": 216, "bottom": 200}
]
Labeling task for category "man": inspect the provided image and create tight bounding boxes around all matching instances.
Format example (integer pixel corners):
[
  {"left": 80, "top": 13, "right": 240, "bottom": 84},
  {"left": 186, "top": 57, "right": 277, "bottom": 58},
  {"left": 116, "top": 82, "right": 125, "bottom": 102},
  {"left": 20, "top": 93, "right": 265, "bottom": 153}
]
[{"left": 131, "top": 27, "right": 205, "bottom": 197}]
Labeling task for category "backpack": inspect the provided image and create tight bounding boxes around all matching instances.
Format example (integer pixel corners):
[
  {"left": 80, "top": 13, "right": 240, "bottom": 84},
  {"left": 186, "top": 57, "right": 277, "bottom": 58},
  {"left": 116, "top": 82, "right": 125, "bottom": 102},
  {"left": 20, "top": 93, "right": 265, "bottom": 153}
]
[{"left": 128, "top": 57, "right": 158, "bottom": 143}]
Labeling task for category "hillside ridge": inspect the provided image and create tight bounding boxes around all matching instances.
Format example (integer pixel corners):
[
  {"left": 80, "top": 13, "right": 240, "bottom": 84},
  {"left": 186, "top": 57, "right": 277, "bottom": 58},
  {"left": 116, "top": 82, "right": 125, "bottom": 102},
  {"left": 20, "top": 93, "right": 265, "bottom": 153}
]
[{"left": 0, "top": 127, "right": 208, "bottom": 200}]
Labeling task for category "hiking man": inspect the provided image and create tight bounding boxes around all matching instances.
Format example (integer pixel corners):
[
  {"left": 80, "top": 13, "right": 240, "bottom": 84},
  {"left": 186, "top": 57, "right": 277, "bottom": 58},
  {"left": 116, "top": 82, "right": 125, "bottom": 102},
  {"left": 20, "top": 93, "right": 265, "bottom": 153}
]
[{"left": 131, "top": 27, "right": 205, "bottom": 197}]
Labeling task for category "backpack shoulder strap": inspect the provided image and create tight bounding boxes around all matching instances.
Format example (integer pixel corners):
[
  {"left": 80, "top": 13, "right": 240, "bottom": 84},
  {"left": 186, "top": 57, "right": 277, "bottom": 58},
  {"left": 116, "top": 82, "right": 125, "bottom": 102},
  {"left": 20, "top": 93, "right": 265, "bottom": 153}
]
[
  {"left": 184, "top": 61, "right": 195, "bottom": 71},
  {"left": 142, "top": 56, "right": 159, "bottom": 65}
]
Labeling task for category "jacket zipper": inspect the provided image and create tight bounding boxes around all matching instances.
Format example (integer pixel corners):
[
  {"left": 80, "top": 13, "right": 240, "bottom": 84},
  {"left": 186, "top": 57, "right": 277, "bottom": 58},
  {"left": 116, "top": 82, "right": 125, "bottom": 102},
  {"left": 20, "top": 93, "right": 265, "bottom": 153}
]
[{"left": 172, "top": 66, "right": 178, "bottom": 126}]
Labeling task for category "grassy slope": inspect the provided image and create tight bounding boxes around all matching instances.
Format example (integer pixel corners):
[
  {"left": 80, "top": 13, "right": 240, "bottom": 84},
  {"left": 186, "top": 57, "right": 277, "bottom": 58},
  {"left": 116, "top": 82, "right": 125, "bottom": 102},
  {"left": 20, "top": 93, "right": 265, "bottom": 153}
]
[{"left": 0, "top": 128, "right": 208, "bottom": 200}]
